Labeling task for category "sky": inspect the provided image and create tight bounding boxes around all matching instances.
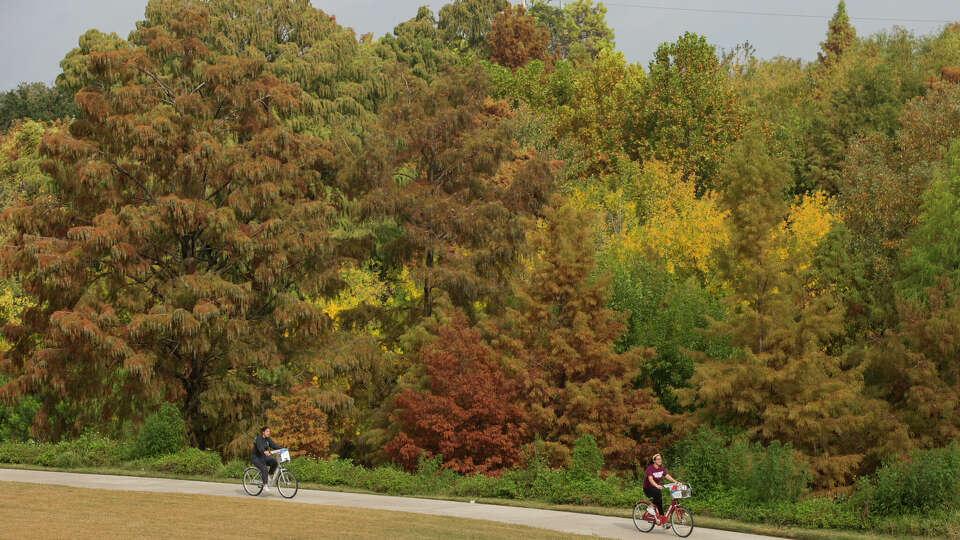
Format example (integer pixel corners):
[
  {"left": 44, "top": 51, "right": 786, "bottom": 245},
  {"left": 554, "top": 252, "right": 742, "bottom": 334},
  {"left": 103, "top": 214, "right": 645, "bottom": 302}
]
[{"left": 1, "top": 0, "right": 959, "bottom": 91}]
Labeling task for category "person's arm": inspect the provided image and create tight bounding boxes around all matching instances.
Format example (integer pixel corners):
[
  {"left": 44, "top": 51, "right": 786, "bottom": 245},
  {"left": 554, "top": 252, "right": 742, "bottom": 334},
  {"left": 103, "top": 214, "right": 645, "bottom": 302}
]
[
  {"left": 665, "top": 473, "right": 678, "bottom": 484},
  {"left": 647, "top": 475, "right": 662, "bottom": 490},
  {"left": 267, "top": 437, "right": 280, "bottom": 451}
]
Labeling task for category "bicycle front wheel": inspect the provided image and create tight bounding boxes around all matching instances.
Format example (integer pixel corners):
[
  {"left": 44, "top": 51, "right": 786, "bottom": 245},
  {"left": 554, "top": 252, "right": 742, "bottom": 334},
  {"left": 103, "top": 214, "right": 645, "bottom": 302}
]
[
  {"left": 632, "top": 501, "right": 655, "bottom": 532},
  {"left": 670, "top": 506, "right": 694, "bottom": 537},
  {"left": 242, "top": 467, "right": 264, "bottom": 496},
  {"left": 276, "top": 468, "right": 298, "bottom": 499}
]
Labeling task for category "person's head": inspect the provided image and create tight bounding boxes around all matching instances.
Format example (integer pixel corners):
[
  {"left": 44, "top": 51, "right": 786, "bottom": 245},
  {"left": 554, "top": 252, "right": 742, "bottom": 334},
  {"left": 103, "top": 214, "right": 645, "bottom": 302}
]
[
  {"left": 261, "top": 426, "right": 270, "bottom": 438},
  {"left": 651, "top": 453, "right": 662, "bottom": 467}
]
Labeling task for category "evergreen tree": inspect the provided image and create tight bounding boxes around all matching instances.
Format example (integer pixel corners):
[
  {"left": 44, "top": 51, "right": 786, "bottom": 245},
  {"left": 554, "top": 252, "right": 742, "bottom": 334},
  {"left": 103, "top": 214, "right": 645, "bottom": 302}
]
[
  {"left": 376, "top": 7, "right": 455, "bottom": 83},
  {"left": 686, "top": 136, "right": 908, "bottom": 488},
  {"left": 0, "top": 6, "right": 354, "bottom": 448},
  {"left": 491, "top": 200, "right": 669, "bottom": 469},
  {"left": 818, "top": 1, "right": 856, "bottom": 66}
]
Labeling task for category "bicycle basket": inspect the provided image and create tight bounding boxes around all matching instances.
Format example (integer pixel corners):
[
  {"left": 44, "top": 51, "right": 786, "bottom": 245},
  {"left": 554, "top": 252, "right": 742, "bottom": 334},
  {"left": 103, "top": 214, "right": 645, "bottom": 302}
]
[
  {"left": 275, "top": 448, "right": 291, "bottom": 463},
  {"left": 669, "top": 483, "right": 692, "bottom": 498}
]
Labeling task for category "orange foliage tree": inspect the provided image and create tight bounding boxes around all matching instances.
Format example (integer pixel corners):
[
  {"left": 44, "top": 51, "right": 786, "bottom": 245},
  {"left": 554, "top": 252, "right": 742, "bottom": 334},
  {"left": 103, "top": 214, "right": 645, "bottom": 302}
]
[
  {"left": 266, "top": 382, "right": 332, "bottom": 459},
  {"left": 488, "top": 5, "right": 549, "bottom": 69},
  {"left": 384, "top": 313, "right": 527, "bottom": 474}
]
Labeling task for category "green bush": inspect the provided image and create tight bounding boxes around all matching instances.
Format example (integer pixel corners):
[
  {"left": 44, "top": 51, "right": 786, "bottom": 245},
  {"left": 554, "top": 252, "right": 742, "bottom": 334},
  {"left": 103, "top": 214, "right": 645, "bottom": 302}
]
[
  {"left": 451, "top": 473, "right": 521, "bottom": 499},
  {"left": 361, "top": 464, "right": 420, "bottom": 495},
  {"left": 0, "top": 440, "right": 44, "bottom": 464},
  {"left": 133, "top": 403, "right": 185, "bottom": 458},
  {"left": 0, "top": 394, "right": 40, "bottom": 442},
  {"left": 217, "top": 459, "right": 249, "bottom": 479},
  {"left": 567, "top": 435, "right": 603, "bottom": 481},
  {"left": 742, "top": 441, "right": 810, "bottom": 503},
  {"left": 852, "top": 442, "right": 960, "bottom": 516},
  {"left": 286, "top": 457, "right": 363, "bottom": 486},
  {"left": 143, "top": 448, "right": 222, "bottom": 476}
]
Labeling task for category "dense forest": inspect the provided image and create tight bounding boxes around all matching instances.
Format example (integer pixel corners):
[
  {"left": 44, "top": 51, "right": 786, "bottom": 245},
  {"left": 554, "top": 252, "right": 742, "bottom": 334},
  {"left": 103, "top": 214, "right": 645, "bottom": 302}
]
[{"left": 1, "top": 0, "right": 959, "bottom": 498}]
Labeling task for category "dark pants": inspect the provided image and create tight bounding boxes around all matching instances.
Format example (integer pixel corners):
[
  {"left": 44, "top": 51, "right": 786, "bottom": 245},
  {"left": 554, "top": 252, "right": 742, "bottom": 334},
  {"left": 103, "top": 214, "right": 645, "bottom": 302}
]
[
  {"left": 644, "top": 485, "right": 664, "bottom": 516},
  {"left": 252, "top": 455, "right": 278, "bottom": 485}
]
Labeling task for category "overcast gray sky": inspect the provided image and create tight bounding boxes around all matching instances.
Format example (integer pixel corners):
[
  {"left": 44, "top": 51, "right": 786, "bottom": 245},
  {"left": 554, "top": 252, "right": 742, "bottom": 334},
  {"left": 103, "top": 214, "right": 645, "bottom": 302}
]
[{"left": 2, "top": 1, "right": 958, "bottom": 91}]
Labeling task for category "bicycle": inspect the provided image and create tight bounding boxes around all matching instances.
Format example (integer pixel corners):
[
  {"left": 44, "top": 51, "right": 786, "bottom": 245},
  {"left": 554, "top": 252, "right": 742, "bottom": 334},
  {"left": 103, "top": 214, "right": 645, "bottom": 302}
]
[
  {"left": 633, "top": 482, "right": 694, "bottom": 537},
  {"left": 242, "top": 447, "right": 299, "bottom": 499}
]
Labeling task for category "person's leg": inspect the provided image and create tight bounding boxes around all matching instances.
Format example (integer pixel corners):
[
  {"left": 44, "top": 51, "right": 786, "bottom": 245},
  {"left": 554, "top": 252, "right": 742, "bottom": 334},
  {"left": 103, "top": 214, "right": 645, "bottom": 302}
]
[
  {"left": 266, "top": 457, "right": 278, "bottom": 478},
  {"left": 253, "top": 457, "right": 269, "bottom": 484},
  {"left": 643, "top": 486, "right": 663, "bottom": 516}
]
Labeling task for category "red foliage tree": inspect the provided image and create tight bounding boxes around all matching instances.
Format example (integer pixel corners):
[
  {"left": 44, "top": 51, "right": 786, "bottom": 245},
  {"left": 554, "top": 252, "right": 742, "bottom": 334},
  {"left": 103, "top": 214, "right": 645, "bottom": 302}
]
[
  {"left": 488, "top": 5, "right": 549, "bottom": 69},
  {"left": 384, "top": 313, "right": 526, "bottom": 474}
]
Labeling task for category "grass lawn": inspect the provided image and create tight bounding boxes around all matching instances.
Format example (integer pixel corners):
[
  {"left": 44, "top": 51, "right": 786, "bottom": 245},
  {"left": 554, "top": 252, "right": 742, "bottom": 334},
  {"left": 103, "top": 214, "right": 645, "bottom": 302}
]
[{"left": 0, "top": 481, "right": 597, "bottom": 540}]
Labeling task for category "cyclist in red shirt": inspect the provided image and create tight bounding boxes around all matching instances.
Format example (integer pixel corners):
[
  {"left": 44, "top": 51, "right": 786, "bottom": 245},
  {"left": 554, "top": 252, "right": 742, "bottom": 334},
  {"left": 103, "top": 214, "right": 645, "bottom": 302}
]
[{"left": 643, "top": 453, "right": 678, "bottom": 524}]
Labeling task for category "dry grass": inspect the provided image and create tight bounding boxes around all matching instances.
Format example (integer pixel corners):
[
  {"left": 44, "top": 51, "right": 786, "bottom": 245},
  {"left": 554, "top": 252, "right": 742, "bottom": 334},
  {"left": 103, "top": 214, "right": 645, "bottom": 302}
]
[{"left": 0, "top": 482, "right": 596, "bottom": 540}]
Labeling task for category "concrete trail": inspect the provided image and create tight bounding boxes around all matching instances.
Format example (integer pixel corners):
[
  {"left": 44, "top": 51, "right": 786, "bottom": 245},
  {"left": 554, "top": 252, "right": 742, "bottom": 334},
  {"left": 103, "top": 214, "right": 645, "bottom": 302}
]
[{"left": 2, "top": 468, "right": 783, "bottom": 539}]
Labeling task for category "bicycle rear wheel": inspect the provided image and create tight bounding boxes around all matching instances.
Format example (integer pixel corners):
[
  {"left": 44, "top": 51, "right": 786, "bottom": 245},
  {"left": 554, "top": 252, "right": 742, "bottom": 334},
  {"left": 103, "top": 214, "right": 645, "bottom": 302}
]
[
  {"left": 632, "top": 501, "right": 655, "bottom": 532},
  {"left": 276, "top": 468, "right": 298, "bottom": 499},
  {"left": 242, "top": 467, "right": 264, "bottom": 496},
  {"left": 670, "top": 506, "right": 694, "bottom": 537}
]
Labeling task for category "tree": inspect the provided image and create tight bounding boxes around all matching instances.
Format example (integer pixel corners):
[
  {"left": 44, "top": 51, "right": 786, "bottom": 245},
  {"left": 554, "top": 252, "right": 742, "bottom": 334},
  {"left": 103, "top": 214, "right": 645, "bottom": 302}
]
[
  {"left": 818, "top": 1, "right": 856, "bottom": 66},
  {"left": 266, "top": 382, "right": 332, "bottom": 459},
  {"left": 369, "top": 65, "right": 554, "bottom": 320},
  {"left": 629, "top": 32, "right": 744, "bottom": 192},
  {"left": 384, "top": 313, "right": 527, "bottom": 474},
  {"left": 487, "top": 5, "right": 549, "bottom": 69},
  {"left": 376, "top": 7, "right": 455, "bottom": 82},
  {"left": 0, "top": 6, "right": 353, "bottom": 448},
  {"left": 0, "top": 83, "right": 76, "bottom": 132},
  {"left": 438, "top": 0, "right": 510, "bottom": 54},
  {"left": 529, "top": 0, "right": 615, "bottom": 64},
  {"left": 138, "top": 0, "right": 389, "bottom": 138},
  {"left": 491, "top": 200, "right": 669, "bottom": 469},
  {"left": 685, "top": 136, "right": 908, "bottom": 489}
]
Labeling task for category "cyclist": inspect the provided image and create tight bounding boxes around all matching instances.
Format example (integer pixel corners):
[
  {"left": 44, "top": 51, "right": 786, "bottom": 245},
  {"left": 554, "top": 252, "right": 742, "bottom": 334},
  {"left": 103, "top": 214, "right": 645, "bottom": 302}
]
[
  {"left": 643, "top": 453, "right": 679, "bottom": 526},
  {"left": 251, "top": 426, "right": 281, "bottom": 492}
]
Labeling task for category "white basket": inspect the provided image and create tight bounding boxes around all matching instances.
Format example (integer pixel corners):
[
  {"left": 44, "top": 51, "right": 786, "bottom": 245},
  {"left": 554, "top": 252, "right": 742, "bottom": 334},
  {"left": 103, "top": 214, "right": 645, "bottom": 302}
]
[
  {"left": 274, "top": 448, "right": 291, "bottom": 463},
  {"left": 668, "top": 483, "right": 692, "bottom": 498}
]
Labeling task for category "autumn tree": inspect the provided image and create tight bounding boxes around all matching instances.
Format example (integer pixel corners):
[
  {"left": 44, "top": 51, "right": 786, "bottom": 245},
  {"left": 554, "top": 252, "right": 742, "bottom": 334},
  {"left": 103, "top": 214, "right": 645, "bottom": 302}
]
[
  {"left": 138, "top": 0, "right": 389, "bottom": 138},
  {"left": 0, "top": 6, "right": 356, "bottom": 448},
  {"left": 385, "top": 313, "right": 526, "bottom": 474},
  {"left": 685, "top": 136, "right": 908, "bottom": 488},
  {"left": 818, "top": 1, "right": 856, "bottom": 66},
  {"left": 487, "top": 5, "right": 549, "bottom": 69},
  {"left": 266, "top": 382, "right": 332, "bottom": 459},
  {"left": 491, "top": 200, "right": 669, "bottom": 469},
  {"left": 369, "top": 65, "right": 553, "bottom": 321}
]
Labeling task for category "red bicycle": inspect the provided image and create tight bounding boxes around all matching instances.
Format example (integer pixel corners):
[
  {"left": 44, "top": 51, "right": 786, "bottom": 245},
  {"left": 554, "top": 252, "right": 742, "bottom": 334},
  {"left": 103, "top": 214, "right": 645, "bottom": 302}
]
[{"left": 633, "top": 482, "right": 694, "bottom": 537}]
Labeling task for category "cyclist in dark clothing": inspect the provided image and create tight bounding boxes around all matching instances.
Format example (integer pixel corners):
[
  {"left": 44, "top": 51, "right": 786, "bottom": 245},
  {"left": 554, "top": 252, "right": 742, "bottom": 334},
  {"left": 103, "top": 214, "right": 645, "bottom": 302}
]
[{"left": 251, "top": 426, "right": 281, "bottom": 491}]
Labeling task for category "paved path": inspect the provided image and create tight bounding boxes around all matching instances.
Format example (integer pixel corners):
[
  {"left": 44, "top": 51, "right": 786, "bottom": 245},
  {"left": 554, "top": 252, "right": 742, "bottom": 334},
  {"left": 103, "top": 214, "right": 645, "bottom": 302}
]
[{"left": 2, "top": 469, "right": 782, "bottom": 539}]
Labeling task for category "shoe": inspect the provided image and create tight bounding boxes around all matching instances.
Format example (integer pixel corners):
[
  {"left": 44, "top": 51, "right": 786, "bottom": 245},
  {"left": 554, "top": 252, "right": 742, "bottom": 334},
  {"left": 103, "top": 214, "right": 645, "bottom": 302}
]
[
  {"left": 263, "top": 485, "right": 270, "bottom": 493},
  {"left": 664, "top": 523, "right": 672, "bottom": 529}
]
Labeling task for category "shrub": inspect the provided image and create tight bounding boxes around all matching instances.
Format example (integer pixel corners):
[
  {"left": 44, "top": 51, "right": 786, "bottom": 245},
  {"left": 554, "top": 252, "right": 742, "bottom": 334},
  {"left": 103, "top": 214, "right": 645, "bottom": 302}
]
[
  {"left": 145, "top": 448, "right": 222, "bottom": 476},
  {"left": 0, "top": 394, "right": 40, "bottom": 442},
  {"left": 853, "top": 442, "right": 960, "bottom": 516},
  {"left": 133, "top": 403, "right": 185, "bottom": 458},
  {"left": 217, "top": 460, "right": 249, "bottom": 479},
  {"left": 742, "top": 441, "right": 810, "bottom": 503},
  {"left": 671, "top": 427, "right": 750, "bottom": 496},
  {"left": 567, "top": 434, "right": 603, "bottom": 482},
  {"left": 286, "top": 457, "right": 363, "bottom": 486},
  {"left": 452, "top": 473, "right": 521, "bottom": 499},
  {"left": 361, "top": 464, "right": 419, "bottom": 495}
]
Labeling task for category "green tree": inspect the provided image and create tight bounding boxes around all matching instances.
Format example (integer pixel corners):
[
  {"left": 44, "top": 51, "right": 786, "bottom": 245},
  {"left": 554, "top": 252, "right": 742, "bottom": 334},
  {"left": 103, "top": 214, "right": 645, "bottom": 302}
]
[
  {"left": 0, "top": 6, "right": 354, "bottom": 448},
  {"left": 438, "top": 0, "right": 510, "bottom": 54},
  {"left": 629, "top": 32, "right": 744, "bottom": 192},
  {"left": 685, "top": 136, "right": 908, "bottom": 488},
  {"left": 376, "top": 7, "right": 455, "bottom": 83},
  {"left": 529, "top": 0, "right": 614, "bottom": 64},
  {"left": 0, "top": 83, "right": 76, "bottom": 132}
]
